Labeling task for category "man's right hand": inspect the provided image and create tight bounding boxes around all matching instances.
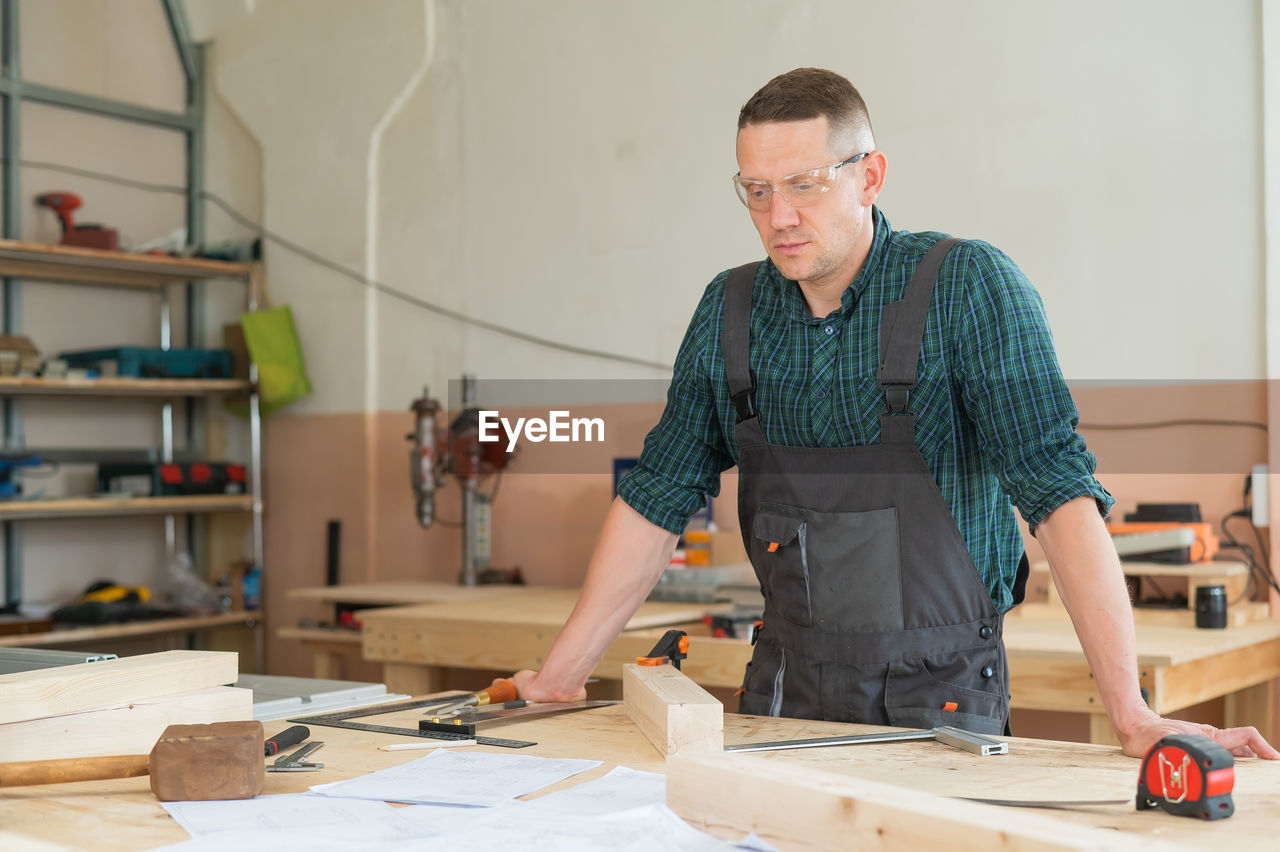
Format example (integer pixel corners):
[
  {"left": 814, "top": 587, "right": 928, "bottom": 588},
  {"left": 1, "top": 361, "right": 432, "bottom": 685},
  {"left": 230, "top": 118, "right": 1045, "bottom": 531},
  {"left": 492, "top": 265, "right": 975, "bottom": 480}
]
[{"left": 503, "top": 670, "right": 587, "bottom": 703}]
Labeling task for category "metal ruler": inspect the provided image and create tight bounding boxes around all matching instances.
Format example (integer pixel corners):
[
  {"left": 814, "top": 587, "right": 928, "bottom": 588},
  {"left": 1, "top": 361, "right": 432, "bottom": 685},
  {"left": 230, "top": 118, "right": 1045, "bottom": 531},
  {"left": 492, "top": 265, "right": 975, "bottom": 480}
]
[
  {"left": 289, "top": 697, "right": 536, "bottom": 749},
  {"left": 725, "top": 725, "right": 1007, "bottom": 757}
]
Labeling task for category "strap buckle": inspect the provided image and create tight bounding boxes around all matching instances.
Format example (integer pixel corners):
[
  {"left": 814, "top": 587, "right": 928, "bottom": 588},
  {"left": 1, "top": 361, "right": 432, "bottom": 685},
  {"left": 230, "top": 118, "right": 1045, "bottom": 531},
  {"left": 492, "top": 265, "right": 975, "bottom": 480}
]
[
  {"left": 883, "top": 386, "right": 910, "bottom": 416},
  {"left": 731, "top": 370, "right": 759, "bottom": 423}
]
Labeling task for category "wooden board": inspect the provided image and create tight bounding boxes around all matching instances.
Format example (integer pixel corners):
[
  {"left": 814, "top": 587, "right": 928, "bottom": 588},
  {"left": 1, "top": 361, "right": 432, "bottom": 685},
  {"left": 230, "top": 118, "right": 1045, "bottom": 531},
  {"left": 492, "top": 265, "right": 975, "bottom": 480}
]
[
  {"left": 667, "top": 750, "right": 1162, "bottom": 851},
  {"left": 0, "top": 686, "right": 251, "bottom": 761},
  {"left": 361, "top": 613, "right": 733, "bottom": 681},
  {"left": 623, "top": 663, "right": 723, "bottom": 757},
  {"left": 286, "top": 582, "right": 529, "bottom": 606},
  {"left": 358, "top": 587, "right": 729, "bottom": 629},
  {"left": 0, "top": 650, "right": 239, "bottom": 724}
]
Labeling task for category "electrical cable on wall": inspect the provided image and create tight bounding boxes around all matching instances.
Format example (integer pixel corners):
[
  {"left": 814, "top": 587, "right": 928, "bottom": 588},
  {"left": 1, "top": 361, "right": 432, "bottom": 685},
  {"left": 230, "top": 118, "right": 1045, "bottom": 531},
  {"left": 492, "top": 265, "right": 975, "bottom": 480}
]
[{"left": 14, "top": 158, "right": 675, "bottom": 373}]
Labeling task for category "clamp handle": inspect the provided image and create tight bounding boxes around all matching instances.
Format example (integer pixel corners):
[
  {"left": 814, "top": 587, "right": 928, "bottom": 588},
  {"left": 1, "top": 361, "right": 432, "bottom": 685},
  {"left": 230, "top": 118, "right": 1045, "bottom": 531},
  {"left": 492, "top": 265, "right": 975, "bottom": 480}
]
[{"left": 635, "top": 629, "right": 689, "bottom": 669}]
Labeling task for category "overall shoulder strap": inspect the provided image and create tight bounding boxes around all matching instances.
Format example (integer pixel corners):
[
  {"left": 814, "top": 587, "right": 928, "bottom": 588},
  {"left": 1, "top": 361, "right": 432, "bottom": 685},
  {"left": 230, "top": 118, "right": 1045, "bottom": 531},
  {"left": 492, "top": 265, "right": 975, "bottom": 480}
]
[
  {"left": 722, "top": 261, "right": 762, "bottom": 422},
  {"left": 877, "top": 236, "right": 961, "bottom": 444}
]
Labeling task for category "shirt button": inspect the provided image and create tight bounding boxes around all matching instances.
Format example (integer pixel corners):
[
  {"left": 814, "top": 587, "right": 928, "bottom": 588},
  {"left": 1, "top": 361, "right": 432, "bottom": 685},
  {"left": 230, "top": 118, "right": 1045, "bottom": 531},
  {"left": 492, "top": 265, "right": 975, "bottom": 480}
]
[
  {"left": 981, "top": 666, "right": 995, "bottom": 679},
  {"left": 979, "top": 625, "right": 993, "bottom": 640},
  {"left": 824, "top": 326, "right": 834, "bottom": 335},
  {"left": 815, "top": 390, "right": 828, "bottom": 400}
]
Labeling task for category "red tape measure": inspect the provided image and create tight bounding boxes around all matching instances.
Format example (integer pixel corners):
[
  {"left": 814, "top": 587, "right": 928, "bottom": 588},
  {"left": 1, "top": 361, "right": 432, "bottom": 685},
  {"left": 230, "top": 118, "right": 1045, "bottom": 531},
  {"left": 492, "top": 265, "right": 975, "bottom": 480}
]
[{"left": 1136, "top": 734, "right": 1235, "bottom": 820}]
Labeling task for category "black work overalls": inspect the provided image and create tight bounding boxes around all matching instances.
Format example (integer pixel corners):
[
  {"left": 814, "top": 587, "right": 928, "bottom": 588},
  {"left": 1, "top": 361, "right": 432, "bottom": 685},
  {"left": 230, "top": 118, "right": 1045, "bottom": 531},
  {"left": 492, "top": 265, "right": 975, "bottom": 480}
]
[{"left": 729, "top": 238, "right": 1009, "bottom": 735}]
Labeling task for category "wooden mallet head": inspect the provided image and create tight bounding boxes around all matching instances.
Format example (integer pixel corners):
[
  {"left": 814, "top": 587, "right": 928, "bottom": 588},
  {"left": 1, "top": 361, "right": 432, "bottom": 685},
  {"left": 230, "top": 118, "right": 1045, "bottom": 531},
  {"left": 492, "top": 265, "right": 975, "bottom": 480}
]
[
  {"left": 0, "top": 720, "right": 265, "bottom": 801},
  {"left": 148, "top": 720, "right": 265, "bottom": 801}
]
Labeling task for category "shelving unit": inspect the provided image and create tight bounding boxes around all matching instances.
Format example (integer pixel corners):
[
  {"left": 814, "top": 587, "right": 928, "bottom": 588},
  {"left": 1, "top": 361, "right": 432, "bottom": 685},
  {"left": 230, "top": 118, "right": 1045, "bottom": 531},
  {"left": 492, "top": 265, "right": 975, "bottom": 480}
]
[{"left": 0, "top": 239, "right": 264, "bottom": 659}]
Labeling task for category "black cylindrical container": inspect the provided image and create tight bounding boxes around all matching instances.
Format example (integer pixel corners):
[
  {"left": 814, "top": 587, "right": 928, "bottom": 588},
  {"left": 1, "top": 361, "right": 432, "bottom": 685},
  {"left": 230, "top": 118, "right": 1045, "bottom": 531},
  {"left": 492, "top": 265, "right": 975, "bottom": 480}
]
[{"left": 1195, "top": 585, "right": 1227, "bottom": 629}]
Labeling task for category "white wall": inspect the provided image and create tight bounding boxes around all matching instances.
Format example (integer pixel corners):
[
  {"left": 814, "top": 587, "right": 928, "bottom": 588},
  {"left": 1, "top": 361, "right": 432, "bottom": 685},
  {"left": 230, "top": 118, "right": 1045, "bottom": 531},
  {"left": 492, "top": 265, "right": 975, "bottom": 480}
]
[{"left": 190, "top": 0, "right": 1268, "bottom": 417}]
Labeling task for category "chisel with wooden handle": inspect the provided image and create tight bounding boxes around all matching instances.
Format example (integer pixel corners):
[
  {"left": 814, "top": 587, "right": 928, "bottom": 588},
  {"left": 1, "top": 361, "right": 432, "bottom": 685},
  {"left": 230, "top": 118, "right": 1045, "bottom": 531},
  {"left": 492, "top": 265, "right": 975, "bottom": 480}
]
[{"left": 426, "top": 678, "right": 518, "bottom": 717}]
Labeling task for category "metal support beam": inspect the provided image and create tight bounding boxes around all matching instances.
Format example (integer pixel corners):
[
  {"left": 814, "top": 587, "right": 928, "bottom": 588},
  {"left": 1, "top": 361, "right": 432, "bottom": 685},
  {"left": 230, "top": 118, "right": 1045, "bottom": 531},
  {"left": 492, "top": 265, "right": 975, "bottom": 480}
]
[
  {"left": 1, "top": 0, "right": 22, "bottom": 613},
  {"left": 162, "top": 0, "right": 197, "bottom": 97},
  {"left": 0, "top": 77, "right": 195, "bottom": 131}
]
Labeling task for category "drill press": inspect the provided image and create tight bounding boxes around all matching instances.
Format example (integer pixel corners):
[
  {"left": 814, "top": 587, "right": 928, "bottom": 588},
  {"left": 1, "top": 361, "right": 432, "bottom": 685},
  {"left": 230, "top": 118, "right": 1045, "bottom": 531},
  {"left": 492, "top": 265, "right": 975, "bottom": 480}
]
[{"left": 408, "top": 375, "right": 514, "bottom": 586}]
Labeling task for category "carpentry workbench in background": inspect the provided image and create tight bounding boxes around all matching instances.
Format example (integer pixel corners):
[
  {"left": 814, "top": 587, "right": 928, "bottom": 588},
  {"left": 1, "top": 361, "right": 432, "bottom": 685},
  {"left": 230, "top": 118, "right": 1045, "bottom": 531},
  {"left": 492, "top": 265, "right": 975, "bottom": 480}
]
[
  {"left": 4, "top": 701, "right": 1280, "bottom": 850},
  {"left": 282, "top": 583, "right": 733, "bottom": 692},
  {"left": 289, "top": 588, "right": 1280, "bottom": 744}
]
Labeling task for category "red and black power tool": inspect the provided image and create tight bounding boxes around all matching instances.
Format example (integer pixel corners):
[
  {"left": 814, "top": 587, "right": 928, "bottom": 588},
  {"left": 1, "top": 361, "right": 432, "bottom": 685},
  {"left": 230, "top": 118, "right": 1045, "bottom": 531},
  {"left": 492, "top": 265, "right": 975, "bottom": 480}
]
[
  {"left": 35, "top": 191, "right": 119, "bottom": 250},
  {"left": 1136, "top": 734, "right": 1235, "bottom": 820}
]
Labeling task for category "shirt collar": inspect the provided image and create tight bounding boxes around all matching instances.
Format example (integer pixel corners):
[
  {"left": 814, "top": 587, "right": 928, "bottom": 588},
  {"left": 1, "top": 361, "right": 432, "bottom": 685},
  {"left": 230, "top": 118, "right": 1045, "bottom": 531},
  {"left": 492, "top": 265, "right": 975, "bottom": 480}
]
[{"left": 770, "top": 205, "right": 891, "bottom": 323}]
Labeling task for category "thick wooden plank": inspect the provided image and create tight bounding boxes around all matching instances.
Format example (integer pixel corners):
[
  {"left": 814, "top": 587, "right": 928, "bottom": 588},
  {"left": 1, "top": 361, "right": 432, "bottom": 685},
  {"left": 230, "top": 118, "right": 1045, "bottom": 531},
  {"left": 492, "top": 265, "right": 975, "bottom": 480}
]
[
  {"left": 667, "top": 751, "right": 1161, "bottom": 851},
  {"left": 358, "top": 588, "right": 727, "bottom": 630},
  {"left": 0, "top": 651, "right": 239, "bottom": 724},
  {"left": 0, "top": 686, "right": 251, "bottom": 761},
  {"left": 623, "top": 663, "right": 723, "bottom": 757},
  {"left": 287, "top": 582, "right": 527, "bottom": 605},
  {"left": 360, "top": 616, "right": 751, "bottom": 688}
]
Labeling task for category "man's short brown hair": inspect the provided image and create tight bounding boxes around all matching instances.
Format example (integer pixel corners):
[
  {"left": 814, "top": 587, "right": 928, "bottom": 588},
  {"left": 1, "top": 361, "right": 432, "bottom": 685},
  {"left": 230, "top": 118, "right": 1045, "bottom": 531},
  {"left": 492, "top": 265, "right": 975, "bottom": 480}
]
[{"left": 738, "top": 68, "right": 874, "bottom": 144}]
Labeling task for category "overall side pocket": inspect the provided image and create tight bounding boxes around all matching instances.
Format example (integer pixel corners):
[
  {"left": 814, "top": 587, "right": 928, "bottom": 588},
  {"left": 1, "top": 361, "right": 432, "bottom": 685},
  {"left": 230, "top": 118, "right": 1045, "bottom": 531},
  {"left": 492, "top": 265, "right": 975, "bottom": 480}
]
[{"left": 751, "top": 507, "right": 812, "bottom": 627}]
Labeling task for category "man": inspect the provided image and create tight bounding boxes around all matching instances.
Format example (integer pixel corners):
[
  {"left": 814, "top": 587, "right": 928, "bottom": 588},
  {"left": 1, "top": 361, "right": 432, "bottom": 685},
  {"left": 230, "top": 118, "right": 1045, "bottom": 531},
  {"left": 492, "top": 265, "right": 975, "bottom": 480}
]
[{"left": 510, "top": 68, "right": 1278, "bottom": 758}]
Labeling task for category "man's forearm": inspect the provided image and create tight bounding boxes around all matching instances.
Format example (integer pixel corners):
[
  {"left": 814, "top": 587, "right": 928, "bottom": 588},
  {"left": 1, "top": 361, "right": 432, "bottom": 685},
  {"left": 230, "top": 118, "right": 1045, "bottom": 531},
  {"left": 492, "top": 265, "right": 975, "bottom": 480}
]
[
  {"left": 525, "top": 497, "right": 679, "bottom": 700},
  {"left": 1035, "top": 497, "right": 1153, "bottom": 739}
]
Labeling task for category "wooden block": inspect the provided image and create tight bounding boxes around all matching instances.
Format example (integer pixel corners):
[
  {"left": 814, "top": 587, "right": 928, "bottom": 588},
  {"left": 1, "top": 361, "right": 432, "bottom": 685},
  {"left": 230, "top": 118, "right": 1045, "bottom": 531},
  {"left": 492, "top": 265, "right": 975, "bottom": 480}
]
[
  {"left": 0, "top": 687, "right": 252, "bottom": 762},
  {"left": 667, "top": 751, "right": 1157, "bottom": 851},
  {"left": 149, "top": 720, "right": 264, "bottom": 802},
  {"left": 0, "top": 651, "right": 239, "bottom": 725},
  {"left": 623, "top": 662, "right": 722, "bottom": 757}
]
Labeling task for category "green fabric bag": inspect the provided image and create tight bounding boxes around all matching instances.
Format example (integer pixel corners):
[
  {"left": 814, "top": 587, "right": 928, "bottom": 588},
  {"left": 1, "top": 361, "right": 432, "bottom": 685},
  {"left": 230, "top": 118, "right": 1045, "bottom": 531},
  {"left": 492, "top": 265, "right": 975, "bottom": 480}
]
[{"left": 239, "top": 305, "right": 311, "bottom": 414}]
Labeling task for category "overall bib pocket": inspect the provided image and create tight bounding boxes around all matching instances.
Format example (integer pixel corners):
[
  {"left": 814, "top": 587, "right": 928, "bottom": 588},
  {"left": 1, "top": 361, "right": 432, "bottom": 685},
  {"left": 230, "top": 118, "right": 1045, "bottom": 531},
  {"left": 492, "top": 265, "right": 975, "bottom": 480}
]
[{"left": 751, "top": 502, "right": 903, "bottom": 631}]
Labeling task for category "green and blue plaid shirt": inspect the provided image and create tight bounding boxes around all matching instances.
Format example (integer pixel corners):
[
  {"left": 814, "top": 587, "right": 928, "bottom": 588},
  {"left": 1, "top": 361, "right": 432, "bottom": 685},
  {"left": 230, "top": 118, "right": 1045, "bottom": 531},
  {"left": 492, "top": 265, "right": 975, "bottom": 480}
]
[{"left": 618, "top": 206, "right": 1113, "bottom": 612}]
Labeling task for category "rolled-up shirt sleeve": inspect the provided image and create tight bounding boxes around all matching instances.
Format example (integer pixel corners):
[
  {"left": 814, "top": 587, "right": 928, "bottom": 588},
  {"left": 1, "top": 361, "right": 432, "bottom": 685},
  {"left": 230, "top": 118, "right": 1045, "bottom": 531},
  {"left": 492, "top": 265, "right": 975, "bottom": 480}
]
[
  {"left": 955, "top": 243, "right": 1114, "bottom": 534},
  {"left": 618, "top": 279, "right": 736, "bottom": 535}
]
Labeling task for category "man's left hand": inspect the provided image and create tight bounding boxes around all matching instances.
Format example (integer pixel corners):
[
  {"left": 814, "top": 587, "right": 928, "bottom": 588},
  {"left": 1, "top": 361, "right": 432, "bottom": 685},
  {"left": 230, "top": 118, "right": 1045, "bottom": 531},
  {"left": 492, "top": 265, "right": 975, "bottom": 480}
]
[{"left": 1118, "top": 711, "right": 1280, "bottom": 759}]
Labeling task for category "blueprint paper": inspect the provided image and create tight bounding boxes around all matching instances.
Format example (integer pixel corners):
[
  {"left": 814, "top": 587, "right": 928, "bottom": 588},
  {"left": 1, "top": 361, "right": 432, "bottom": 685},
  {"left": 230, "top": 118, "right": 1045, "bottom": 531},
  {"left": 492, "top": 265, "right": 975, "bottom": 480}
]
[{"left": 308, "top": 748, "right": 602, "bottom": 806}]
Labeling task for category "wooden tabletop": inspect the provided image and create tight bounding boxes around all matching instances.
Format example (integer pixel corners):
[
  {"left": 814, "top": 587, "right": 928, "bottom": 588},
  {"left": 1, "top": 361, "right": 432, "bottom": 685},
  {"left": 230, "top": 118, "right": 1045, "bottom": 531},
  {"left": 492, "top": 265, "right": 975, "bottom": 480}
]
[
  {"left": 286, "top": 581, "right": 530, "bottom": 606},
  {"left": 3, "top": 702, "right": 1278, "bottom": 850},
  {"left": 358, "top": 587, "right": 727, "bottom": 630},
  {"left": 1005, "top": 606, "right": 1280, "bottom": 666}
]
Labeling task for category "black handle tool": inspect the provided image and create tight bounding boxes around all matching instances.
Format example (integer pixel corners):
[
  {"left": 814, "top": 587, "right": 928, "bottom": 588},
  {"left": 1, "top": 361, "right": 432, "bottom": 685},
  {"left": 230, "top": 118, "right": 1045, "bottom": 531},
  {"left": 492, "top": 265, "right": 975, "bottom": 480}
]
[{"left": 264, "top": 725, "right": 310, "bottom": 756}]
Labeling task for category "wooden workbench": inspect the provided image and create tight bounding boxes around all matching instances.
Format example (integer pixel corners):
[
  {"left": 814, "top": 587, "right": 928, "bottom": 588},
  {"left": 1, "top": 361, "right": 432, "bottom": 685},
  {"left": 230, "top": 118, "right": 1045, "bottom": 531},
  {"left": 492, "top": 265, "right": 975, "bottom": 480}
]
[
  {"left": 281, "top": 584, "right": 731, "bottom": 691},
  {"left": 349, "top": 599, "right": 1280, "bottom": 744},
  {"left": 359, "top": 587, "right": 730, "bottom": 695},
  {"left": 3, "top": 701, "right": 1279, "bottom": 850},
  {"left": 1005, "top": 604, "right": 1280, "bottom": 743}
]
